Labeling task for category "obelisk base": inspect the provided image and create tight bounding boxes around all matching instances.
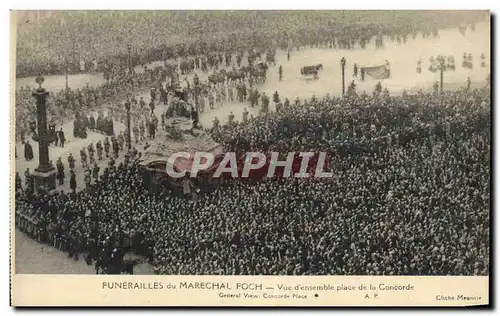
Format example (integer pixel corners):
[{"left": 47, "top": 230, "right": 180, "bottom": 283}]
[{"left": 32, "top": 168, "right": 57, "bottom": 194}]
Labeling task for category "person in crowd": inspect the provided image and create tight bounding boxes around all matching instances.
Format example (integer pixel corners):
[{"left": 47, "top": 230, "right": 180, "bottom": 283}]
[
  {"left": 24, "top": 140, "right": 33, "bottom": 161},
  {"left": 56, "top": 157, "right": 65, "bottom": 185},
  {"left": 57, "top": 128, "right": 66, "bottom": 148},
  {"left": 69, "top": 170, "right": 76, "bottom": 193}
]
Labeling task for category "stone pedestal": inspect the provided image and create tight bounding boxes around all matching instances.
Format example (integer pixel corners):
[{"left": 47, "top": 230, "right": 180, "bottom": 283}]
[
  {"left": 31, "top": 75, "right": 57, "bottom": 194},
  {"left": 32, "top": 167, "right": 56, "bottom": 194}
]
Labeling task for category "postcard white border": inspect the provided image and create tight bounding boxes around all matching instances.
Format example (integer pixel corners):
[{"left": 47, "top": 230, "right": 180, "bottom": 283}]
[{"left": 4, "top": 2, "right": 497, "bottom": 313}]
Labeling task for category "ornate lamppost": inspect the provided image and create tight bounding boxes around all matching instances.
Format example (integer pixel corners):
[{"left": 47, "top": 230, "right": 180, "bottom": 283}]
[
  {"left": 127, "top": 44, "right": 132, "bottom": 75},
  {"left": 124, "top": 99, "right": 132, "bottom": 151},
  {"left": 31, "top": 74, "right": 56, "bottom": 193},
  {"left": 341, "top": 57, "right": 346, "bottom": 96},
  {"left": 431, "top": 55, "right": 450, "bottom": 93}
]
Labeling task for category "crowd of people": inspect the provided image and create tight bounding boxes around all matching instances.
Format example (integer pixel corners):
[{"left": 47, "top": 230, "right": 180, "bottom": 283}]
[
  {"left": 16, "top": 11, "right": 486, "bottom": 78},
  {"left": 15, "top": 82, "right": 490, "bottom": 275},
  {"left": 14, "top": 63, "right": 169, "bottom": 144}
]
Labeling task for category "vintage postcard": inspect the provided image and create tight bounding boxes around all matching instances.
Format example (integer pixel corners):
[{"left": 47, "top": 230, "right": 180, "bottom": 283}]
[{"left": 10, "top": 10, "right": 491, "bottom": 307}]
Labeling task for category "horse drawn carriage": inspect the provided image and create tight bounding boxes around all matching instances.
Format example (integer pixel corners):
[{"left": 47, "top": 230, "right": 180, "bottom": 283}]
[{"left": 300, "top": 64, "right": 323, "bottom": 79}]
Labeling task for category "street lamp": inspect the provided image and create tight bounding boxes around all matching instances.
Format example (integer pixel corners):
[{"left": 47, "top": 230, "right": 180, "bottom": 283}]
[
  {"left": 124, "top": 99, "right": 132, "bottom": 151},
  {"left": 127, "top": 44, "right": 132, "bottom": 75},
  {"left": 341, "top": 57, "right": 346, "bottom": 95},
  {"left": 430, "top": 55, "right": 450, "bottom": 93},
  {"left": 31, "top": 74, "right": 56, "bottom": 193},
  {"left": 64, "top": 59, "right": 69, "bottom": 91}
]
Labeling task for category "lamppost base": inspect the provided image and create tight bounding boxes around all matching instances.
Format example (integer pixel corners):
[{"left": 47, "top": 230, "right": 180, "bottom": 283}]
[{"left": 32, "top": 168, "right": 57, "bottom": 194}]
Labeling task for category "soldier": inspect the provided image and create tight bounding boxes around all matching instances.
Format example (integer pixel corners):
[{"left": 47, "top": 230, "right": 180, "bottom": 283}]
[
  {"left": 360, "top": 67, "right": 365, "bottom": 81},
  {"left": 15, "top": 172, "right": 23, "bottom": 191},
  {"left": 242, "top": 108, "right": 249, "bottom": 124},
  {"left": 193, "top": 72, "right": 200, "bottom": 86},
  {"left": 353, "top": 63, "right": 358, "bottom": 77},
  {"left": 284, "top": 98, "right": 290, "bottom": 108},
  {"left": 139, "top": 121, "right": 146, "bottom": 141},
  {"left": 278, "top": 65, "right": 283, "bottom": 81},
  {"left": 149, "top": 100, "right": 156, "bottom": 114},
  {"left": 208, "top": 90, "right": 215, "bottom": 109},
  {"left": 212, "top": 116, "right": 220, "bottom": 129},
  {"left": 150, "top": 88, "right": 157, "bottom": 103},
  {"left": 96, "top": 140, "right": 103, "bottom": 160},
  {"left": 191, "top": 106, "right": 199, "bottom": 129},
  {"left": 57, "top": 128, "right": 66, "bottom": 147},
  {"left": 112, "top": 137, "right": 119, "bottom": 158},
  {"left": 448, "top": 56, "right": 455, "bottom": 71},
  {"left": 242, "top": 82, "right": 247, "bottom": 101},
  {"left": 104, "top": 137, "right": 110, "bottom": 158},
  {"left": 255, "top": 89, "right": 261, "bottom": 107},
  {"left": 433, "top": 81, "right": 439, "bottom": 94},
  {"left": 80, "top": 147, "right": 88, "bottom": 168},
  {"left": 374, "top": 81, "right": 382, "bottom": 95},
  {"left": 89, "top": 115, "right": 96, "bottom": 132},
  {"left": 70, "top": 170, "right": 76, "bottom": 193},
  {"left": 348, "top": 80, "right": 357, "bottom": 96},
  {"left": 383, "top": 88, "right": 390, "bottom": 98},
  {"left": 228, "top": 111, "right": 235, "bottom": 125},
  {"left": 295, "top": 97, "right": 301, "bottom": 106},
  {"left": 118, "top": 131, "right": 125, "bottom": 151},
  {"left": 88, "top": 143, "right": 95, "bottom": 164},
  {"left": 84, "top": 169, "right": 92, "bottom": 189},
  {"left": 466, "top": 77, "right": 471, "bottom": 91},
  {"left": 276, "top": 101, "right": 283, "bottom": 112},
  {"left": 160, "top": 113, "right": 166, "bottom": 131},
  {"left": 123, "top": 129, "right": 130, "bottom": 149},
  {"left": 56, "top": 157, "right": 65, "bottom": 185},
  {"left": 228, "top": 84, "right": 234, "bottom": 102},
  {"left": 108, "top": 157, "right": 116, "bottom": 168},
  {"left": 149, "top": 117, "right": 158, "bottom": 140},
  {"left": 261, "top": 93, "right": 269, "bottom": 115},
  {"left": 261, "top": 92, "right": 267, "bottom": 108},
  {"left": 67, "top": 153, "right": 76, "bottom": 170},
  {"left": 248, "top": 89, "right": 256, "bottom": 107},
  {"left": 133, "top": 125, "right": 140, "bottom": 143},
  {"left": 139, "top": 97, "right": 146, "bottom": 110},
  {"left": 92, "top": 163, "right": 100, "bottom": 183},
  {"left": 24, "top": 168, "right": 33, "bottom": 192},
  {"left": 273, "top": 91, "right": 280, "bottom": 104}
]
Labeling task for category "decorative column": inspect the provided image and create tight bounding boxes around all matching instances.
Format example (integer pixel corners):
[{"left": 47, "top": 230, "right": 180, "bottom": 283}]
[
  {"left": 341, "top": 57, "right": 346, "bottom": 96},
  {"left": 124, "top": 99, "right": 132, "bottom": 151},
  {"left": 127, "top": 44, "right": 132, "bottom": 75},
  {"left": 31, "top": 74, "right": 56, "bottom": 193}
]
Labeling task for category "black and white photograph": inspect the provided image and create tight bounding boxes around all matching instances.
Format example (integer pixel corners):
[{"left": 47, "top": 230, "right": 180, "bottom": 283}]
[{"left": 11, "top": 10, "right": 490, "bottom": 284}]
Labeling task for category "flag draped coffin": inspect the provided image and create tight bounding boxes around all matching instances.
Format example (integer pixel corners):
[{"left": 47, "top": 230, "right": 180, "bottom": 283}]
[{"left": 363, "top": 63, "right": 390, "bottom": 80}]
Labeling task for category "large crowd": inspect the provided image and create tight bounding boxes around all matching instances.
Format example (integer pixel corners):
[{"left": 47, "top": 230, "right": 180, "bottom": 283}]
[
  {"left": 15, "top": 83, "right": 490, "bottom": 275},
  {"left": 16, "top": 11, "right": 486, "bottom": 78},
  {"left": 14, "top": 63, "right": 168, "bottom": 144}
]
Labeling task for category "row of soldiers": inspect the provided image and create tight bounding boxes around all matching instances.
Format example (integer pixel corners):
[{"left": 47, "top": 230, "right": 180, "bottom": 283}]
[
  {"left": 75, "top": 135, "right": 126, "bottom": 169},
  {"left": 416, "top": 53, "right": 487, "bottom": 74},
  {"left": 459, "top": 52, "right": 489, "bottom": 69},
  {"left": 212, "top": 90, "right": 297, "bottom": 129},
  {"left": 52, "top": 135, "right": 128, "bottom": 191}
]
